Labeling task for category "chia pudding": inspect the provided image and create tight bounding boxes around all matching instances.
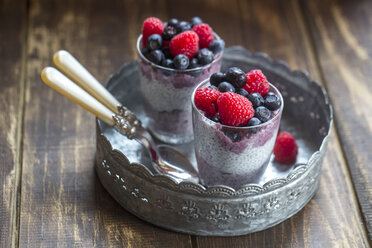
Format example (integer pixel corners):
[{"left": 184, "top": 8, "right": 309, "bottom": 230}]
[
  {"left": 192, "top": 73, "right": 283, "bottom": 189},
  {"left": 137, "top": 16, "right": 224, "bottom": 144}
]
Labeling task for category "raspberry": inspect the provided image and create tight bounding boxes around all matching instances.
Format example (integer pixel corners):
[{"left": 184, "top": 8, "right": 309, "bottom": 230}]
[
  {"left": 142, "top": 17, "right": 165, "bottom": 47},
  {"left": 192, "top": 23, "right": 214, "bottom": 48},
  {"left": 274, "top": 132, "right": 298, "bottom": 164},
  {"left": 243, "top": 69, "right": 270, "bottom": 96},
  {"left": 169, "top": 31, "right": 199, "bottom": 59},
  {"left": 194, "top": 87, "right": 221, "bottom": 117},
  {"left": 217, "top": 92, "right": 254, "bottom": 127}
]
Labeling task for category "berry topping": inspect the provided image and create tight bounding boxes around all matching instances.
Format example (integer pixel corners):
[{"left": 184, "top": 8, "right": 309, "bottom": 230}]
[
  {"left": 210, "top": 72, "right": 226, "bottom": 87},
  {"left": 264, "top": 92, "right": 281, "bottom": 111},
  {"left": 194, "top": 87, "right": 221, "bottom": 117},
  {"left": 189, "top": 58, "right": 200, "bottom": 68},
  {"left": 209, "top": 39, "right": 225, "bottom": 54},
  {"left": 176, "top": 21, "right": 192, "bottom": 33},
  {"left": 142, "top": 17, "right": 164, "bottom": 47},
  {"left": 208, "top": 85, "right": 218, "bottom": 90},
  {"left": 196, "top": 48, "right": 214, "bottom": 65},
  {"left": 218, "top": 82, "right": 235, "bottom": 93},
  {"left": 217, "top": 92, "right": 254, "bottom": 126},
  {"left": 192, "top": 23, "right": 214, "bottom": 48},
  {"left": 236, "top": 88, "right": 249, "bottom": 98},
  {"left": 162, "top": 26, "right": 177, "bottom": 41},
  {"left": 167, "top": 18, "right": 179, "bottom": 27},
  {"left": 161, "top": 58, "right": 174, "bottom": 68},
  {"left": 169, "top": 31, "right": 199, "bottom": 59},
  {"left": 161, "top": 46, "right": 172, "bottom": 58},
  {"left": 225, "top": 67, "right": 247, "bottom": 88},
  {"left": 247, "top": 117, "right": 261, "bottom": 126},
  {"left": 244, "top": 69, "right": 270, "bottom": 96},
  {"left": 190, "top": 16, "right": 203, "bottom": 26},
  {"left": 173, "top": 54, "right": 189, "bottom": 70},
  {"left": 147, "top": 49, "right": 165, "bottom": 65},
  {"left": 274, "top": 132, "right": 298, "bottom": 164},
  {"left": 147, "top": 34, "right": 163, "bottom": 51},
  {"left": 247, "top": 92, "right": 264, "bottom": 108},
  {"left": 254, "top": 106, "right": 271, "bottom": 123}
]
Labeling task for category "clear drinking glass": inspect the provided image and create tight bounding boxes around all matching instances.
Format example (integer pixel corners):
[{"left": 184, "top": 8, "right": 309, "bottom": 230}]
[
  {"left": 137, "top": 35, "right": 223, "bottom": 144},
  {"left": 191, "top": 80, "right": 284, "bottom": 189}
]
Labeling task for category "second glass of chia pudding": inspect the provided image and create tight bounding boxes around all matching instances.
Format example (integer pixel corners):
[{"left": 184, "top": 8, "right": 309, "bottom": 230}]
[{"left": 137, "top": 16, "right": 224, "bottom": 144}]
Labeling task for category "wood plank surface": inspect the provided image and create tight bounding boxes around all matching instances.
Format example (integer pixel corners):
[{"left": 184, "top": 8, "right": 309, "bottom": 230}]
[
  {"left": 166, "top": 0, "right": 370, "bottom": 246},
  {"left": 0, "top": 0, "right": 27, "bottom": 247},
  {"left": 19, "top": 0, "right": 191, "bottom": 247},
  {"left": 302, "top": 0, "right": 372, "bottom": 241},
  {"left": 7, "top": 0, "right": 369, "bottom": 247}
]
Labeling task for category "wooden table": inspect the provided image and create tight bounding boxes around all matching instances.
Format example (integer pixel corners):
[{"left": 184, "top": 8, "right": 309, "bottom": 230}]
[{"left": 1, "top": 0, "right": 371, "bottom": 247}]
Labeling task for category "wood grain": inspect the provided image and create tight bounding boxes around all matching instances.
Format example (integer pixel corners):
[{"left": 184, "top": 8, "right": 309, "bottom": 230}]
[
  {"left": 0, "top": 0, "right": 26, "bottom": 247},
  {"left": 4, "top": 0, "right": 368, "bottom": 246},
  {"left": 18, "top": 0, "right": 191, "bottom": 247},
  {"left": 166, "top": 0, "right": 369, "bottom": 246},
  {"left": 302, "top": 0, "right": 372, "bottom": 241}
]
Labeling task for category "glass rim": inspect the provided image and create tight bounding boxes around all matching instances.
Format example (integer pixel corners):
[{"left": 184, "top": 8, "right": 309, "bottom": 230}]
[
  {"left": 191, "top": 79, "right": 284, "bottom": 130},
  {"left": 136, "top": 32, "right": 224, "bottom": 73}
]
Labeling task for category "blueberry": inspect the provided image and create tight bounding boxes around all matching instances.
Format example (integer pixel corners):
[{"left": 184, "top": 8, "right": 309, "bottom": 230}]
[
  {"left": 247, "top": 93, "right": 264, "bottom": 108},
  {"left": 254, "top": 106, "right": 271, "bottom": 123},
  {"left": 208, "top": 85, "right": 218, "bottom": 90},
  {"left": 210, "top": 115, "right": 220, "bottom": 123},
  {"left": 223, "top": 129, "right": 240, "bottom": 142},
  {"left": 162, "top": 26, "right": 177, "bottom": 41},
  {"left": 218, "top": 82, "right": 235, "bottom": 93},
  {"left": 147, "top": 34, "right": 163, "bottom": 51},
  {"left": 247, "top": 117, "right": 261, "bottom": 126},
  {"left": 162, "top": 46, "right": 172, "bottom": 59},
  {"left": 209, "top": 39, "right": 225, "bottom": 54},
  {"left": 189, "top": 58, "right": 200, "bottom": 68},
  {"left": 161, "top": 59, "right": 174, "bottom": 68},
  {"left": 190, "top": 16, "right": 203, "bottom": 26},
  {"left": 197, "top": 48, "right": 214, "bottom": 65},
  {"left": 147, "top": 49, "right": 165, "bottom": 65},
  {"left": 225, "top": 67, "right": 246, "bottom": 88},
  {"left": 264, "top": 92, "right": 281, "bottom": 110},
  {"left": 247, "top": 117, "right": 262, "bottom": 133},
  {"left": 167, "top": 18, "right": 179, "bottom": 27},
  {"left": 237, "top": 88, "right": 249, "bottom": 98},
  {"left": 210, "top": 72, "right": 226, "bottom": 87},
  {"left": 173, "top": 54, "right": 189, "bottom": 69},
  {"left": 176, "top": 21, "right": 192, "bottom": 33}
]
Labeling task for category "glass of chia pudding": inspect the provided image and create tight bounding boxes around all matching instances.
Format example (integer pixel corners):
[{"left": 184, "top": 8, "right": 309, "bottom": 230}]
[
  {"left": 191, "top": 68, "right": 283, "bottom": 189},
  {"left": 137, "top": 16, "right": 224, "bottom": 144}
]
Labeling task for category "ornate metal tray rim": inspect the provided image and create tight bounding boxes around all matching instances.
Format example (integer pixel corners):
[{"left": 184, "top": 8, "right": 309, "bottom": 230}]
[{"left": 97, "top": 46, "right": 333, "bottom": 198}]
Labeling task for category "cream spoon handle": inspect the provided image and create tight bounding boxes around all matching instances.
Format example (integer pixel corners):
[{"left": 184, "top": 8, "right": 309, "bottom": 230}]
[
  {"left": 41, "top": 67, "right": 115, "bottom": 126},
  {"left": 53, "top": 50, "right": 121, "bottom": 114}
]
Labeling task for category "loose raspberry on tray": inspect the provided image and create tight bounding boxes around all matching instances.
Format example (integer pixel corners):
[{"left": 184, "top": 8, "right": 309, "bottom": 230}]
[
  {"left": 274, "top": 132, "right": 298, "bottom": 163},
  {"left": 140, "top": 16, "right": 224, "bottom": 69},
  {"left": 194, "top": 67, "right": 282, "bottom": 128}
]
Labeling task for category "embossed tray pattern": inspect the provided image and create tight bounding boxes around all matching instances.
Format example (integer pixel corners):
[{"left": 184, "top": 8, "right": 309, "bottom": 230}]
[{"left": 95, "top": 47, "right": 332, "bottom": 236}]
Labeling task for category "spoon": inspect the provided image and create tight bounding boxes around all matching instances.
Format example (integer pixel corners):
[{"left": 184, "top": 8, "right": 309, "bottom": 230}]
[{"left": 41, "top": 50, "right": 199, "bottom": 183}]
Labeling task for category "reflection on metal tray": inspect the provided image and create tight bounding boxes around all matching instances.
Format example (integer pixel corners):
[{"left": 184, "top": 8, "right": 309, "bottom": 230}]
[{"left": 95, "top": 46, "right": 332, "bottom": 236}]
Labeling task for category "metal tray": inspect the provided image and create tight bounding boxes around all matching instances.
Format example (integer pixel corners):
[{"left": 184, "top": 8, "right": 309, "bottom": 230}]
[{"left": 95, "top": 46, "right": 332, "bottom": 236}]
